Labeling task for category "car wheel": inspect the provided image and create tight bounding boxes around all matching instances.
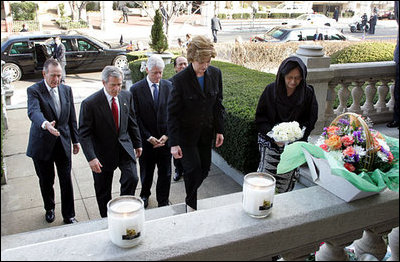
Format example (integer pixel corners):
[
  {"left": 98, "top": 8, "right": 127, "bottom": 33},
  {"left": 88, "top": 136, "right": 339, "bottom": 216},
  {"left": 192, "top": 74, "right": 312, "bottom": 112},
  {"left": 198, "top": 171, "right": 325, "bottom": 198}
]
[
  {"left": 113, "top": 55, "right": 128, "bottom": 70},
  {"left": 3, "top": 63, "right": 22, "bottom": 82},
  {"left": 350, "top": 26, "right": 356, "bottom": 33}
]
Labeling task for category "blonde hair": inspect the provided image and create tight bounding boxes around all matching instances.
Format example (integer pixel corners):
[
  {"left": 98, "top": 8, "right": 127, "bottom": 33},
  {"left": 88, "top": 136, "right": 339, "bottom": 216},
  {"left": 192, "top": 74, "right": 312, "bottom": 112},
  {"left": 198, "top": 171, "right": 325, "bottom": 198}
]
[{"left": 186, "top": 35, "right": 217, "bottom": 63}]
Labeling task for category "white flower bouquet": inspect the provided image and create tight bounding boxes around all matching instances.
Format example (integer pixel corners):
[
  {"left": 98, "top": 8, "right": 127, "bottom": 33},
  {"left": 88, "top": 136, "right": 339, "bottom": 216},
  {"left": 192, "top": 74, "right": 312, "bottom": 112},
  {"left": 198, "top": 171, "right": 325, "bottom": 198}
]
[{"left": 267, "top": 121, "right": 305, "bottom": 145}]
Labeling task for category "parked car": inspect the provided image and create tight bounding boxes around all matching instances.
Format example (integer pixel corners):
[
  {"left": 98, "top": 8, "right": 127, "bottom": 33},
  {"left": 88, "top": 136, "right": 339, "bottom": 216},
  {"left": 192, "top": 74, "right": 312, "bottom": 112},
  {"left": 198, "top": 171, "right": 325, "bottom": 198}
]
[
  {"left": 282, "top": 13, "right": 336, "bottom": 27},
  {"left": 267, "top": 3, "right": 313, "bottom": 15},
  {"left": 377, "top": 9, "right": 395, "bottom": 20},
  {"left": 1, "top": 33, "right": 128, "bottom": 82},
  {"left": 250, "top": 25, "right": 352, "bottom": 43}
]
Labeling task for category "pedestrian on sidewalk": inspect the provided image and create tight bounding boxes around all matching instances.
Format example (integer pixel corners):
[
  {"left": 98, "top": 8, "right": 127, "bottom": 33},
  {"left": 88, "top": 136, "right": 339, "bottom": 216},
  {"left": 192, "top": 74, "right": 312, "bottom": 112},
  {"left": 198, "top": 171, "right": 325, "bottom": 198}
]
[
  {"left": 168, "top": 35, "right": 225, "bottom": 212},
  {"left": 20, "top": 23, "right": 28, "bottom": 32},
  {"left": 79, "top": 66, "right": 143, "bottom": 217},
  {"left": 369, "top": 11, "right": 377, "bottom": 34},
  {"left": 333, "top": 7, "right": 339, "bottom": 22},
  {"left": 26, "top": 58, "right": 80, "bottom": 224},
  {"left": 211, "top": 15, "right": 222, "bottom": 43},
  {"left": 130, "top": 55, "right": 173, "bottom": 208},
  {"left": 122, "top": 5, "right": 129, "bottom": 23},
  {"left": 169, "top": 56, "right": 188, "bottom": 182}
]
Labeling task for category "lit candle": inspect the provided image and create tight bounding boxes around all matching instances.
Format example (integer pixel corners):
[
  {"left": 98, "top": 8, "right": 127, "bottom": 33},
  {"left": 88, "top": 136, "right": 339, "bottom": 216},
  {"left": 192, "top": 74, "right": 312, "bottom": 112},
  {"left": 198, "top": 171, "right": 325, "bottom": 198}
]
[
  {"left": 242, "top": 172, "right": 276, "bottom": 218},
  {"left": 107, "top": 196, "right": 145, "bottom": 248}
]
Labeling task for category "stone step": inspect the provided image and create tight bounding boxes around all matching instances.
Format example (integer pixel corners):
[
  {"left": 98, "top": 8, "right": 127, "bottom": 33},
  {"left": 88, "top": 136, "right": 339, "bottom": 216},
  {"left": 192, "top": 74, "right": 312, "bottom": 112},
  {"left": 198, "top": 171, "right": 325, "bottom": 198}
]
[{"left": 1, "top": 191, "right": 242, "bottom": 252}]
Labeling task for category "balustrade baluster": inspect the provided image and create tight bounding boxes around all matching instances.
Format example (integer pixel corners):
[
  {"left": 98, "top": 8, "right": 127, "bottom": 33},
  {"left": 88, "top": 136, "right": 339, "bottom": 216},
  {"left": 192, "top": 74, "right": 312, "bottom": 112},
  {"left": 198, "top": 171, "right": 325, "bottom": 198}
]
[
  {"left": 325, "top": 81, "right": 338, "bottom": 123},
  {"left": 375, "top": 80, "right": 390, "bottom": 112},
  {"left": 335, "top": 82, "right": 351, "bottom": 115},
  {"left": 387, "top": 227, "right": 399, "bottom": 261},
  {"left": 361, "top": 80, "right": 377, "bottom": 115},
  {"left": 315, "top": 242, "right": 349, "bottom": 261},
  {"left": 353, "top": 229, "right": 388, "bottom": 260},
  {"left": 349, "top": 81, "right": 365, "bottom": 114},
  {"left": 386, "top": 79, "right": 395, "bottom": 111},
  {"left": 279, "top": 243, "right": 320, "bottom": 261}
]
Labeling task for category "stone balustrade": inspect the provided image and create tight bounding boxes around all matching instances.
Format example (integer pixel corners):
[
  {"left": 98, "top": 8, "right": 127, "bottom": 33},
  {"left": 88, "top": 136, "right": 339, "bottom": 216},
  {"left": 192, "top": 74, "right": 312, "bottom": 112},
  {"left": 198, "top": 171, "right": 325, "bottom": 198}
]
[
  {"left": 295, "top": 45, "right": 396, "bottom": 134},
  {"left": 1, "top": 187, "right": 398, "bottom": 261}
]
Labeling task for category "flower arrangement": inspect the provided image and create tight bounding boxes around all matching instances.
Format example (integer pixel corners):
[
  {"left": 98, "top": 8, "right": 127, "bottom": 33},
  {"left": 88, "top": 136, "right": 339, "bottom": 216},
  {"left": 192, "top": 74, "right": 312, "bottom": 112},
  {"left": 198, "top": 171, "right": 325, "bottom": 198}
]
[
  {"left": 267, "top": 121, "right": 304, "bottom": 144},
  {"left": 315, "top": 114, "right": 394, "bottom": 174}
]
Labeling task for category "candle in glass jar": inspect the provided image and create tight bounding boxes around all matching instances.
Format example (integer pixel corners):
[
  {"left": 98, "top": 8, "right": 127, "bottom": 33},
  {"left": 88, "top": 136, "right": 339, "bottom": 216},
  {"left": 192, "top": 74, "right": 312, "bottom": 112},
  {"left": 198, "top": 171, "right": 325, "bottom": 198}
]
[
  {"left": 107, "top": 196, "right": 145, "bottom": 248},
  {"left": 242, "top": 172, "right": 276, "bottom": 218}
]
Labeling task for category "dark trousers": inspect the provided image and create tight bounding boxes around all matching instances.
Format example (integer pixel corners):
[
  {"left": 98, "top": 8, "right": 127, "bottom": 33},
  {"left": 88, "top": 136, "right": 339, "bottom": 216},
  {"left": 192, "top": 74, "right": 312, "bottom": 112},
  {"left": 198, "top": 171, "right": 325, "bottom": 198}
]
[
  {"left": 33, "top": 138, "right": 75, "bottom": 219},
  {"left": 180, "top": 144, "right": 212, "bottom": 210},
  {"left": 139, "top": 144, "right": 171, "bottom": 206},
  {"left": 123, "top": 13, "right": 128, "bottom": 23},
  {"left": 174, "top": 158, "right": 184, "bottom": 174},
  {"left": 212, "top": 29, "right": 218, "bottom": 43},
  {"left": 369, "top": 24, "right": 376, "bottom": 34},
  {"left": 93, "top": 146, "right": 139, "bottom": 217}
]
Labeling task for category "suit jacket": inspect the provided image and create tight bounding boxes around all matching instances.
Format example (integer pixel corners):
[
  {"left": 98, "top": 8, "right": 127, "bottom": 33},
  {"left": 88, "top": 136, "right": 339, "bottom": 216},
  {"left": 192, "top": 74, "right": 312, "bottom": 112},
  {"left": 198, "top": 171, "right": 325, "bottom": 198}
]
[
  {"left": 26, "top": 80, "right": 78, "bottom": 161},
  {"left": 168, "top": 64, "right": 225, "bottom": 147},
  {"left": 211, "top": 17, "right": 222, "bottom": 31},
  {"left": 130, "top": 79, "right": 172, "bottom": 143},
  {"left": 79, "top": 89, "right": 142, "bottom": 170},
  {"left": 53, "top": 43, "right": 66, "bottom": 65}
]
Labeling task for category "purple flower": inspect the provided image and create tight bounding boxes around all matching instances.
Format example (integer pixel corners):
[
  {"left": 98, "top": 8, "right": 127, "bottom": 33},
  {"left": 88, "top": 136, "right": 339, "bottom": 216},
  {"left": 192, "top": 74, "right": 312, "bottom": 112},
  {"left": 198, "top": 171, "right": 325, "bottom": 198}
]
[
  {"left": 380, "top": 147, "right": 390, "bottom": 157},
  {"left": 339, "top": 119, "right": 350, "bottom": 126}
]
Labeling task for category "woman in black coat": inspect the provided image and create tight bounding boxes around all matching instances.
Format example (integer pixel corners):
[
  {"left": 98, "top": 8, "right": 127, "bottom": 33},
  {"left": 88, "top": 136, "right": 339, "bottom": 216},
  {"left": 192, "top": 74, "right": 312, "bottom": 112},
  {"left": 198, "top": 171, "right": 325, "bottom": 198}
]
[
  {"left": 255, "top": 56, "right": 318, "bottom": 193},
  {"left": 168, "top": 35, "right": 225, "bottom": 212}
]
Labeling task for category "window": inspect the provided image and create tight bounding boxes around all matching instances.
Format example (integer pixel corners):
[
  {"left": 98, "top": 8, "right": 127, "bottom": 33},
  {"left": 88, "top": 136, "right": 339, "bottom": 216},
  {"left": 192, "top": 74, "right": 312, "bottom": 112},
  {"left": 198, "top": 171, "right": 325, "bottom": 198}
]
[
  {"left": 61, "top": 39, "right": 74, "bottom": 52},
  {"left": 10, "top": 42, "right": 31, "bottom": 55},
  {"left": 77, "top": 40, "right": 98, "bottom": 51}
]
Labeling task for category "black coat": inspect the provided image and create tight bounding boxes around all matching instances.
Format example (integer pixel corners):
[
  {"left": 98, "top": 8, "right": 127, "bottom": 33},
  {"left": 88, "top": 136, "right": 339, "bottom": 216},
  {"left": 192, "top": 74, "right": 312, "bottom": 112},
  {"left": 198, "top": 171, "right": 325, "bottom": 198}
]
[
  {"left": 255, "top": 56, "right": 318, "bottom": 142},
  {"left": 79, "top": 89, "right": 142, "bottom": 170},
  {"left": 168, "top": 64, "right": 225, "bottom": 147},
  {"left": 130, "top": 78, "right": 172, "bottom": 142}
]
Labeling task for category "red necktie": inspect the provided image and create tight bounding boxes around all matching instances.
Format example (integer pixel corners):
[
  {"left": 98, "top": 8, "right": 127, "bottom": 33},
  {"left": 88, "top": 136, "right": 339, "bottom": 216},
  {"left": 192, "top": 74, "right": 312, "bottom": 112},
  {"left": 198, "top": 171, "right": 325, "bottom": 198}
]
[{"left": 111, "top": 97, "right": 119, "bottom": 132}]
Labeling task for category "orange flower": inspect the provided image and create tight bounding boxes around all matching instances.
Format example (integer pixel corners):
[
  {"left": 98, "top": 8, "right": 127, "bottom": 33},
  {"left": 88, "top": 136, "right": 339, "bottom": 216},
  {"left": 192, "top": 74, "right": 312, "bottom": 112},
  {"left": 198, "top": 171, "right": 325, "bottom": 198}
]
[
  {"left": 325, "top": 135, "right": 342, "bottom": 150},
  {"left": 326, "top": 126, "right": 340, "bottom": 137}
]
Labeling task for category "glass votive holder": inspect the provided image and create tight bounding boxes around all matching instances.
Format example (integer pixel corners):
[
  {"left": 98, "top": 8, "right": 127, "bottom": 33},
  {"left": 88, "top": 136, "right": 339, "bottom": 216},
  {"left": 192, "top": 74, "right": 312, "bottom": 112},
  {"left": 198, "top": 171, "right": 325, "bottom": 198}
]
[
  {"left": 107, "top": 196, "right": 145, "bottom": 248},
  {"left": 242, "top": 172, "right": 276, "bottom": 218}
]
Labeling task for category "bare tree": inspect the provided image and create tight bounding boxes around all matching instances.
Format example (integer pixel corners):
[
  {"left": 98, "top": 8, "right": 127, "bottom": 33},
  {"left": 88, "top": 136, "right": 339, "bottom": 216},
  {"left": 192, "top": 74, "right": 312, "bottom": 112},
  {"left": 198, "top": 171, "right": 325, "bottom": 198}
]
[{"left": 68, "top": 1, "right": 89, "bottom": 21}]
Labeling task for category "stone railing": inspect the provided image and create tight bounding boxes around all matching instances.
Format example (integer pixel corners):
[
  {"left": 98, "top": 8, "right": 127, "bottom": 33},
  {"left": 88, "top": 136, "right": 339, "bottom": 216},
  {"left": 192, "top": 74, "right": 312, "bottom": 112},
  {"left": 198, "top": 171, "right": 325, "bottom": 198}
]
[
  {"left": 295, "top": 45, "right": 396, "bottom": 134},
  {"left": 1, "top": 187, "right": 398, "bottom": 260}
]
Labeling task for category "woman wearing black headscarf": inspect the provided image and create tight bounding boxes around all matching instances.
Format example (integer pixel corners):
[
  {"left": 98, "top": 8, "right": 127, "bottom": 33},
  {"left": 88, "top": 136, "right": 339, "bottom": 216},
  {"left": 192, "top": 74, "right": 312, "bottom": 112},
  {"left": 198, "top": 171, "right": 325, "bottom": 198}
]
[{"left": 255, "top": 56, "right": 318, "bottom": 193}]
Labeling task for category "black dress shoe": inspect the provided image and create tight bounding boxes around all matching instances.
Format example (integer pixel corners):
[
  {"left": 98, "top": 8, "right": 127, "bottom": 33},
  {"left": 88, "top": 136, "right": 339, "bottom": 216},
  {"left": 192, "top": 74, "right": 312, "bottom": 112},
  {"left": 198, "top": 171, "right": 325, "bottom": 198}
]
[
  {"left": 45, "top": 209, "right": 55, "bottom": 223},
  {"left": 173, "top": 171, "right": 183, "bottom": 181},
  {"left": 141, "top": 197, "right": 149, "bottom": 208},
  {"left": 387, "top": 121, "right": 399, "bottom": 128},
  {"left": 158, "top": 202, "right": 170, "bottom": 207},
  {"left": 63, "top": 217, "right": 78, "bottom": 224}
]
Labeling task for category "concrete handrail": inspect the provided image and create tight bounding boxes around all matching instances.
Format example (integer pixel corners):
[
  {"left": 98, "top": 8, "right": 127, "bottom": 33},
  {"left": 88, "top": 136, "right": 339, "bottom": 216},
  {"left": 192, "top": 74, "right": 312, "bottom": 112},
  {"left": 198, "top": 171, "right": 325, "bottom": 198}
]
[{"left": 2, "top": 187, "right": 398, "bottom": 260}]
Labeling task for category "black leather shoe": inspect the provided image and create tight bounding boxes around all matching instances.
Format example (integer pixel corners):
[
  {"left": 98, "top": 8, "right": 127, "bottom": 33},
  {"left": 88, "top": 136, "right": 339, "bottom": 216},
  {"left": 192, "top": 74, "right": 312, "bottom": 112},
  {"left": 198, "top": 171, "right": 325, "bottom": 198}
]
[
  {"left": 173, "top": 171, "right": 183, "bottom": 181},
  {"left": 45, "top": 209, "right": 55, "bottom": 223},
  {"left": 158, "top": 202, "right": 170, "bottom": 207},
  {"left": 141, "top": 197, "right": 149, "bottom": 208},
  {"left": 387, "top": 121, "right": 399, "bottom": 128},
  {"left": 63, "top": 217, "right": 78, "bottom": 224}
]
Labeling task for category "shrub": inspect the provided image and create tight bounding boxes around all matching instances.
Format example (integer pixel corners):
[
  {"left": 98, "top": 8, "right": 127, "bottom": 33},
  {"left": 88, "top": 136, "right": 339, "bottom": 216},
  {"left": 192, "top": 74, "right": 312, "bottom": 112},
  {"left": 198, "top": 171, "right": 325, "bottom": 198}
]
[
  {"left": 331, "top": 42, "right": 395, "bottom": 64},
  {"left": 12, "top": 20, "right": 40, "bottom": 32},
  {"left": 150, "top": 9, "right": 168, "bottom": 54},
  {"left": 268, "top": 13, "right": 290, "bottom": 18},
  {"left": 10, "top": 2, "right": 38, "bottom": 20},
  {"left": 86, "top": 2, "right": 100, "bottom": 11},
  {"left": 255, "top": 13, "right": 268, "bottom": 19},
  {"left": 57, "top": 18, "right": 89, "bottom": 29},
  {"left": 59, "top": 3, "right": 65, "bottom": 18},
  {"left": 217, "top": 13, "right": 227, "bottom": 19},
  {"left": 126, "top": 51, "right": 148, "bottom": 63}
]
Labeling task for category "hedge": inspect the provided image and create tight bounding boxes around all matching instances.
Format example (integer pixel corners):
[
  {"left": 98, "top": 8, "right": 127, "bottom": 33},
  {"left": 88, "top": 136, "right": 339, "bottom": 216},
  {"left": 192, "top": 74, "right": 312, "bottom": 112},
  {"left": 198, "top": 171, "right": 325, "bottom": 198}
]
[
  {"left": 331, "top": 42, "right": 396, "bottom": 64},
  {"left": 12, "top": 20, "right": 40, "bottom": 32}
]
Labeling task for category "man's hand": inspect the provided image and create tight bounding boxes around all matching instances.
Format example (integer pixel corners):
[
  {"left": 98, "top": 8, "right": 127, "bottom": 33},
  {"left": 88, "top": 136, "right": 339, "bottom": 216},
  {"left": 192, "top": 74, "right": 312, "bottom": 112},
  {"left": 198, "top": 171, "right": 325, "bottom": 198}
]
[
  {"left": 157, "top": 135, "right": 168, "bottom": 147},
  {"left": 215, "top": 133, "right": 224, "bottom": 148},
  {"left": 171, "top": 145, "right": 183, "bottom": 159},
  {"left": 148, "top": 136, "right": 163, "bottom": 148},
  {"left": 73, "top": 143, "right": 80, "bottom": 154},
  {"left": 89, "top": 158, "right": 102, "bottom": 173},
  {"left": 45, "top": 121, "right": 60, "bottom": 137},
  {"left": 135, "top": 148, "right": 143, "bottom": 158}
]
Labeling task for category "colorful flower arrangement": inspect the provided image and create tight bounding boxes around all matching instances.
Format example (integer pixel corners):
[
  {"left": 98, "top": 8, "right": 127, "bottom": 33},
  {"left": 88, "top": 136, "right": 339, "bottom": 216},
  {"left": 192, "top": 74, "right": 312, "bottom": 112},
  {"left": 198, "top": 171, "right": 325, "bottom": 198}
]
[
  {"left": 268, "top": 121, "right": 304, "bottom": 144},
  {"left": 315, "top": 114, "right": 395, "bottom": 174}
]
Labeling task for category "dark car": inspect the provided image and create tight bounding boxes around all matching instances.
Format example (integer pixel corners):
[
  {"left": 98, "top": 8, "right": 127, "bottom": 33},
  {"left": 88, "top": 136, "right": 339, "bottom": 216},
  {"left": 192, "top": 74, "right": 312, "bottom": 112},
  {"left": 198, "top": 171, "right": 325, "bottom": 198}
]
[{"left": 1, "top": 33, "right": 128, "bottom": 82}]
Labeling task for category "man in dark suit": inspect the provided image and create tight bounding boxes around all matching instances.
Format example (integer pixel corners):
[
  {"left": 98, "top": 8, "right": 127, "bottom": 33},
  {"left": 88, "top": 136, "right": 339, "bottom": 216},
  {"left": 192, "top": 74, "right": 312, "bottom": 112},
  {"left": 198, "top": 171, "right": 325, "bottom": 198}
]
[
  {"left": 130, "top": 55, "right": 173, "bottom": 208},
  {"left": 211, "top": 15, "right": 222, "bottom": 43},
  {"left": 79, "top": 66, "right": 142, "bottom": 217},
  {"left": 26, "top": 58, "right": 79, "bottom": 224},
  {"left": 53, "top": 36, "right": 67, "bottom": 84},
  {"left": 169, "top": 56, "right": 188, "bottom": 182},
  {"left": 168, "top": 36, "right": 225, "bottom": 212}
]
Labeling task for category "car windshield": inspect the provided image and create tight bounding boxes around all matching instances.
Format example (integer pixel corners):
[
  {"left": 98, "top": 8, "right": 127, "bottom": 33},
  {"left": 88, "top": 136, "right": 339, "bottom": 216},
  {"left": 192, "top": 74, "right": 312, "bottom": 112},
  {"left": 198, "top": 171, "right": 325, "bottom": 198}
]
[
  {"left": 297, "top": 14, "right": 308, "bottom": 20},
  {"left": 266, "top": 28, "right": 287, "bottom": 40}
]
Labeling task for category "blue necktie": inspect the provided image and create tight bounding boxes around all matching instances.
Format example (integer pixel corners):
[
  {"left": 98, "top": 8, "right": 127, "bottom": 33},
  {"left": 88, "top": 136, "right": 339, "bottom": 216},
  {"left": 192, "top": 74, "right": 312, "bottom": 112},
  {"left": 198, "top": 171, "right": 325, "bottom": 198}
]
[{"left": 153, "top": 83, "right": 159, "bottom": 106}]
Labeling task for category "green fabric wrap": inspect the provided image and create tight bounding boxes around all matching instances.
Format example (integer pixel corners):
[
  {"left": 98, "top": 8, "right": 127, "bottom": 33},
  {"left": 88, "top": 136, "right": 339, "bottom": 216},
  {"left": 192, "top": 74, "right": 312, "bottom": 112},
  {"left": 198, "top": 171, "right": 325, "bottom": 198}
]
[{"left": 277, "top": 135, "right": 399, "bottom": 192}]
